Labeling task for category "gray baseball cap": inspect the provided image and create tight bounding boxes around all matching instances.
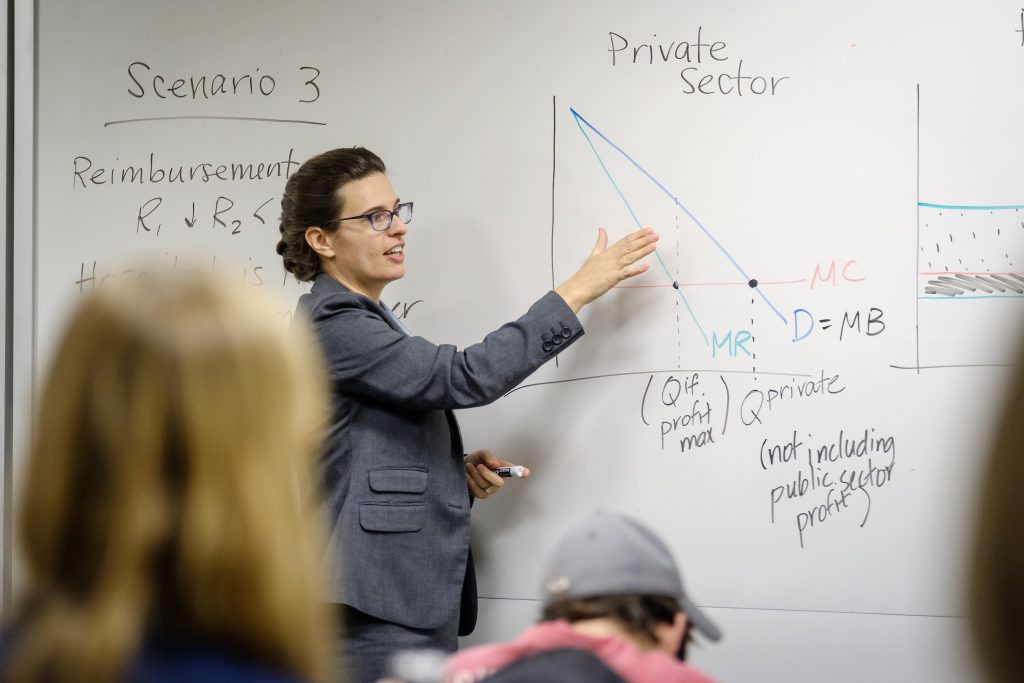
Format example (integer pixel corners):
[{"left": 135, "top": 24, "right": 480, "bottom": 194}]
[{"left": 542, "top": 510, "right": 722, "bottom": 643}]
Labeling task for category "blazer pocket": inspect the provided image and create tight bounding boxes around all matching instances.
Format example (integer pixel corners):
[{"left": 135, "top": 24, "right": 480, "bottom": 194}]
[
  {"left": 368, "top": 467, "right": 428, "bottom": 494},
  {"left": 359, "top": 502, "right": 425, "bottom": 533}
]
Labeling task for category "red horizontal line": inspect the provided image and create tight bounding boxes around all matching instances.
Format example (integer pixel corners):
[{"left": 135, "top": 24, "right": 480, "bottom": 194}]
[
  {"left": 616, "top": 278, "right": 808, "bottom": 289},
  {"left": 752, "top": 279, "right": 808, "bottom": 286}
]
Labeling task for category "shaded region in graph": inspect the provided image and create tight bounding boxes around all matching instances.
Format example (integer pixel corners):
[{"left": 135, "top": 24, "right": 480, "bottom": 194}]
[
  {"left": 922, "top": 272, "right": 1024, "bottom": 298},
  {"left": 911, "top": 203, "right": 1024, "bottom": 370},
  {"left": 918, "top": 203, "right": 1024, "bottom": 299}
]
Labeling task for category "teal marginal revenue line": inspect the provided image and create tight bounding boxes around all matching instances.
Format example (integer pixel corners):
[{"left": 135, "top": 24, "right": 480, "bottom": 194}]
[
  {"left": 920, "top": 295, "right": 1024, "bottom": 300},
  {"left": 918, "top": 202, "right": 1024, "bottom": 211},
  {"left": 572, "top": 113, "right": 710, "bottom": 347},
  {"left": 570, "top": 107, "right": 789, "bottom": 327}
]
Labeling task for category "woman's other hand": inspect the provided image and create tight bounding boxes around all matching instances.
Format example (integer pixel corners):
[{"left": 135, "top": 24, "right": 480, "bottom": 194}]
[{"left": 464, "top": 449, "right": 530, "bottom": 500}]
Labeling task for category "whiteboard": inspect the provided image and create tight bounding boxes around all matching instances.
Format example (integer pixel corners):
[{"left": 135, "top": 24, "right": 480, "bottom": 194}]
[{"left": 29, "top": 1, "right": 1024, "bottom": 680}]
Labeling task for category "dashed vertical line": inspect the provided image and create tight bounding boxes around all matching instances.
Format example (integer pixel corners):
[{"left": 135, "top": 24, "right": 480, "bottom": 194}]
[
  {"left": 751, "top": 299, "right": 757, "bottom": 379},
  {"left": 751, "top": 310, "right": 757, "bottom": 379},
  {"left": 676, "top": 212, "right": 681, "bottom": 368}
]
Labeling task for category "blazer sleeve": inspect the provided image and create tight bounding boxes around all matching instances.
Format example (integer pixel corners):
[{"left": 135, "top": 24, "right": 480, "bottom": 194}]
[{"left": 306, "top": 290, "right": 583, "bottom": 410}]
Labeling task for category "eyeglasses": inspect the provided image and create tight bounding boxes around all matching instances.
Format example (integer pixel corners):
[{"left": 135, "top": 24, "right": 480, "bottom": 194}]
[{"left": 328, "top": 202, "right": 413, "bottom": 232}]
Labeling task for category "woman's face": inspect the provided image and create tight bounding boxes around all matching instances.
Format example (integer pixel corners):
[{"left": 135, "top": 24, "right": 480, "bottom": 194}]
[{"left": 321, "top": 172, "right": 408, "bottom": 300}]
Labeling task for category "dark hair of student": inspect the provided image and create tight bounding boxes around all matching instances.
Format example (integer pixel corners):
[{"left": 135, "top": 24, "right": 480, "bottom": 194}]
[
  {"left": 541, "top": 595, "right": 682, "bottom": 648},
  {"left": 276, "top": 147, "right": 387, "bottom": 282}
]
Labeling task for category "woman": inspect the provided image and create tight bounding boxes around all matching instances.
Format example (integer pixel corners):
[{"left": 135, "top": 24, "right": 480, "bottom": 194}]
[
  {"left": 3, "top": 274, "right": 333, "bottom": 683},
  {"left": 276, "top": 147, "right": 659, "bottom": 683}
]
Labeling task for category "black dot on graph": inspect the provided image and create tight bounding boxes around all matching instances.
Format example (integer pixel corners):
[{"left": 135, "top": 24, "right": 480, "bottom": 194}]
[
  {"left": 672, "top": 281, "right": 680, "bottom": 289},
  {"left": 748, "top": 279, "right": 758, "bottom": 288}
]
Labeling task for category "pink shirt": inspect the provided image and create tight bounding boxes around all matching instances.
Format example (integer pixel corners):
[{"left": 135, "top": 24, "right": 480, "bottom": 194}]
[{"left": 445, "top": 620, "right": 717, "bottom": 683}]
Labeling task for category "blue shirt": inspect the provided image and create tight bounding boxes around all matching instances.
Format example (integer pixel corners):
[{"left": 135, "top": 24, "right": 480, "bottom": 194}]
[{"left": 129, "top": 641, "right": 308, "bottom": 683}]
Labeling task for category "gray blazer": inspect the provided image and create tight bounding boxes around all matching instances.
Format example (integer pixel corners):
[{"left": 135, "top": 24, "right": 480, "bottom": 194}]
[{"left": 299, "top": 274, "right": 583, "bottom": 633}]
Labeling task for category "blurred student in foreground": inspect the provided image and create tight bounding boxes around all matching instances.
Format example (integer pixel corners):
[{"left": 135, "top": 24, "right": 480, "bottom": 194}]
[
  {"left": 445, "top": 510, "right": 721, "bottom": 683},
  {"left": 969, "top": 341, "right": 1024, "bottom": 683},
  {"left": 0, "top": 273, "right": 334, "bottom": 683}
]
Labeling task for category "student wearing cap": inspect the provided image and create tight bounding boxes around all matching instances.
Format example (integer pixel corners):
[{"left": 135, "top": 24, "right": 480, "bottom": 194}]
[{"left": 444, "top": 510, "right": 721, "bottom": 683}]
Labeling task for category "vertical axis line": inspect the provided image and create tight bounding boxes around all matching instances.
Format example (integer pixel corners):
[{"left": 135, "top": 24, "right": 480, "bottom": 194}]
[{"left": 916, "top": 84, "right": 921, "bottom": 374}]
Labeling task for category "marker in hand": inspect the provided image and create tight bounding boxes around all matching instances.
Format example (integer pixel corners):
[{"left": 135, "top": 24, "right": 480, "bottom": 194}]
[{"left": 491, "top": 465, "right": 527, "bottom": 478}]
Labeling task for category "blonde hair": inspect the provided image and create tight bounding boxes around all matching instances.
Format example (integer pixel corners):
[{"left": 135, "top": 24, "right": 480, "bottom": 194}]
[
  {"left": 970, "top": 343, "right": 1024, "bottom": 682},
  {"left": 7, "top": 273, "right": 332, "bottom": 682}
]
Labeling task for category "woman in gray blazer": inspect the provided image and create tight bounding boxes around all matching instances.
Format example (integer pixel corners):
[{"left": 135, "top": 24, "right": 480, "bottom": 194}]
[{"left": 275, "top": 148, "right": 658, "bottom": 683}]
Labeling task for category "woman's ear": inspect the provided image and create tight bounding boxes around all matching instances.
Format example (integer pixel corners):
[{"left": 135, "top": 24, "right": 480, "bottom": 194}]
[{"left": 304, "top": 226, "right": 335, "bottom": 259}]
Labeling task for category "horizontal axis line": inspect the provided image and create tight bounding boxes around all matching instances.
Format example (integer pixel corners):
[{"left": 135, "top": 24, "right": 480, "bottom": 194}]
[
  {"left": 477, "top": 596, "right": 964, "bottom": 619},
  {"left": 506, "top": 367, "right": 812, "bottom": 396},
  {"left": 890, "top": 363, "right": 1019, "bottom": 370},
  {"left": 104, "top": 115, "right": 327, "bottom": 127}
]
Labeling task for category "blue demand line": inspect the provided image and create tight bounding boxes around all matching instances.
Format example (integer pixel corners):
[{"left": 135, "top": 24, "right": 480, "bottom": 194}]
[
  {"left": 570, "top": 107, "right": 789, "bottom": 326},
  {"left": 918, "top": 202, "right": 1024, "bottom": 211},
  {"left": 572, "top": 114, "right": 710, "bottom": 346}
]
